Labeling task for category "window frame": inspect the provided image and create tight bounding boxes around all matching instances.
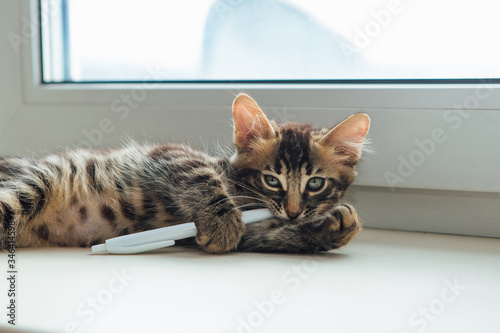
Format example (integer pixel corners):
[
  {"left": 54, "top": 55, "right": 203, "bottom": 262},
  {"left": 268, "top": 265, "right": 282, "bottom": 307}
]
[{"left": 26, "top": 0, "right": 500, "bottom": 109}]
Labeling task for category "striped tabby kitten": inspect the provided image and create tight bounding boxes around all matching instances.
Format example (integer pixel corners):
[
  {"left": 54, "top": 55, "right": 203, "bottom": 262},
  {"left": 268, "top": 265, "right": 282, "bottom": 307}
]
[{"left": 0, "top": 94, "right": 369, "bottom": 254}]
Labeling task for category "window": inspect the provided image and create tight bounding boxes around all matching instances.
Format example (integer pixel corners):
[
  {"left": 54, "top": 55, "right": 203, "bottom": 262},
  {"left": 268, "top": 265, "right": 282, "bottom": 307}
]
[{"left": 42, "top": 0, "right": 500, "bottom": 82}]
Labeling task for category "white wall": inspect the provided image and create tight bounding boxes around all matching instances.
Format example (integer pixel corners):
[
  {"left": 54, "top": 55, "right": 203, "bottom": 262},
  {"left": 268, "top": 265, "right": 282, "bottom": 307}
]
[
  {"left": 0, "top": 1, "right": 23, "bottom": 136},
  {"left": 1, "top": 1, "right": 499, "bottom": 237}
]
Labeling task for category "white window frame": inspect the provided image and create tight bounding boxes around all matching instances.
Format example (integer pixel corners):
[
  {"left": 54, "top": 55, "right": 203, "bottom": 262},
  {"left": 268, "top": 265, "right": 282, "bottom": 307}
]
[
  {"left": 25, "top": 1, "right": 500, "bottom": 109},
  {"left": 12, "top": 0, "right": 500, "bottom": 238}
]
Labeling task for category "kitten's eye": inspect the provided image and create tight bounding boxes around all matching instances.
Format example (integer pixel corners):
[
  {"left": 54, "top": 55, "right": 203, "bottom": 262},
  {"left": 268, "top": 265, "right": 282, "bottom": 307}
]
[
  {"left": 306, "top": 177, "right": 325, "bottom": 191},
  {"left": 264, "top": 175, "right": 281, "bottom": 188}
]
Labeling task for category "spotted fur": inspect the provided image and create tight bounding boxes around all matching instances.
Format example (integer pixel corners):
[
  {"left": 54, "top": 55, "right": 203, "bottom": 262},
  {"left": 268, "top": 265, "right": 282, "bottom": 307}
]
[{"left": 0, "top": 94, "right": 369, "bottom": 254}]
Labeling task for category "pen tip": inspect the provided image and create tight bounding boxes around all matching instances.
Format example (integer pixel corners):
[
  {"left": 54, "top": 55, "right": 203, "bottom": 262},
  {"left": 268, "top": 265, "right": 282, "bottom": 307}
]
[{"left": 91, "top": 243, "right": 107, "bottom": 254}]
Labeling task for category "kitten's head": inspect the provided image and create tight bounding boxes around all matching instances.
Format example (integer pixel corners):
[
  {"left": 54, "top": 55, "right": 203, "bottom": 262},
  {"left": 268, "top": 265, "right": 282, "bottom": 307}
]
[{"left": 230, "top": 94, "right": 370, "bottom": 220}]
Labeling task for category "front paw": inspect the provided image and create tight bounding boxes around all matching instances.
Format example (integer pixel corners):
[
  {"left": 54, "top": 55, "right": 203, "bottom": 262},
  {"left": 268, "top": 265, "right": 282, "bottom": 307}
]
[
  {"left": 195, "top": 211, "right": 246, "bottom": 254},
  {"left": 308, "top": 204, "right": 362, "bottom": 252},
  {"left": 328, "top": 204, "right": 362, "bottom": 247}
]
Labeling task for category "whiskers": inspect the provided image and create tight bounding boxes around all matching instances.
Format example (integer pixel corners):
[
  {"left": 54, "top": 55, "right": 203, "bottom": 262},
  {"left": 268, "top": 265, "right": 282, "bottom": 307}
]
[
  {"left": 230, "top": 202, "right": 268, "bottom": 214},
  {"left": 206, "top": 194, "right": 267, "bottom": 209},
  {"left": 226, "top": 178, "right": 267, "bottom": 200}
]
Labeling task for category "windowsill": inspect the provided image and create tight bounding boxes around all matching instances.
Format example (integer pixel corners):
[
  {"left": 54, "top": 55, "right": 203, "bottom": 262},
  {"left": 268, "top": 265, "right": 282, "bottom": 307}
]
[{"left": 5, "top": 228, "right": 499, "bottom": 333}]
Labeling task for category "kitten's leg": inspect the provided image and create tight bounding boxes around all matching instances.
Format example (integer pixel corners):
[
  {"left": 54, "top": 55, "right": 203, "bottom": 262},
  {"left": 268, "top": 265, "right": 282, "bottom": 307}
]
[
  {"left": 0, "top": 161, "right": 57, "bottom": 248},
  {"left": 238, "top": 204, "right": 361, "bottom": 253},
  {"left": 0, "top": 191, "right": 23, "bottom": 248},
  {"left": 173, "top": 173, "right": 246, "bottom": 254}
]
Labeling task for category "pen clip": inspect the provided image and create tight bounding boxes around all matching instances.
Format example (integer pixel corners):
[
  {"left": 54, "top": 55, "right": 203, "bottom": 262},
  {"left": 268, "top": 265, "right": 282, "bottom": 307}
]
[{"left": 104, "top": 239, "right": 176, "bottom": 254}]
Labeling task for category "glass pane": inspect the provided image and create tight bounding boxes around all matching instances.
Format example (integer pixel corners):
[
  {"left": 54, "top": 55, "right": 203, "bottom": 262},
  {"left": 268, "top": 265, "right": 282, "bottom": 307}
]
[{"left": 42, "top": 0, "right": 500, "bottom": 82}]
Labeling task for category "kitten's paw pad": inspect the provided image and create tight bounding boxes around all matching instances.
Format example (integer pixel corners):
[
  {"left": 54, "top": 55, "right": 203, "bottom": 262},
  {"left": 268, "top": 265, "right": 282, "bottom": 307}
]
[{"left": 196, "top": 213, "right": 245, "bottom": 254}]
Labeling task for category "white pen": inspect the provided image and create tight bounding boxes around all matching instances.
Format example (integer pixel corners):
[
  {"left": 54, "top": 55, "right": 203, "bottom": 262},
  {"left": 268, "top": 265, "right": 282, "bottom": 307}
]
[{"left": 91, "top": 209, "right": 273, "bottom": 254}]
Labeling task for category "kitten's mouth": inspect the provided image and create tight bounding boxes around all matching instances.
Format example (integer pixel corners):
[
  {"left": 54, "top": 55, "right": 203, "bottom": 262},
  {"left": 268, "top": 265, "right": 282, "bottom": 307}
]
[{"left": 271, "top": 212, "right": 303, "bottom": 224}]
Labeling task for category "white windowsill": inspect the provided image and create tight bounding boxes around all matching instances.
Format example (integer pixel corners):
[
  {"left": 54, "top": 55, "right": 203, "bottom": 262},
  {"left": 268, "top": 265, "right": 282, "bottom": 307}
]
[{"left": 3, "top": 228, "right": 499, "bottom": 333}]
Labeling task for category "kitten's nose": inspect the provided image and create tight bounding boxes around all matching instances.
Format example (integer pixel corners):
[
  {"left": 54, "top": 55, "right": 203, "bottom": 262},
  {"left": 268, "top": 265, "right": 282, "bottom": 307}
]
[{"left": 286, "top": 209, "right": 302, "bottom": 219}]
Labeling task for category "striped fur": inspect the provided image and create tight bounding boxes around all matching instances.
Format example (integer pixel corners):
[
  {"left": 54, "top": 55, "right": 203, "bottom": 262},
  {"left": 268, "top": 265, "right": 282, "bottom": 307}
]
[{"left": 0, "top": 94, "right": 369, "bottom": 254}]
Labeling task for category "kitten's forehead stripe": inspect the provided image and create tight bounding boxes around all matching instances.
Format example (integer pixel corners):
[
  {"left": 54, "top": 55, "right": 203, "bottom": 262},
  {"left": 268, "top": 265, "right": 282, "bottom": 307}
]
[
  {"left": 273, "top": 159, "right": 282, "bottom": 174},
  {"left": 278, "top": 126, "right": 311, "bottom": 174},
  {"left": 305, "top": 161, "right": 313, "bottom": 176}
]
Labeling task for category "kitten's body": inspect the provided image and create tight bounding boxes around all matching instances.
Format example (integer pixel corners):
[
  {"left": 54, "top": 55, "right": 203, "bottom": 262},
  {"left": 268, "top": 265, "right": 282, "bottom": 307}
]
[{"left": 0, "top": 95, "right": 369, "bottom": 253}]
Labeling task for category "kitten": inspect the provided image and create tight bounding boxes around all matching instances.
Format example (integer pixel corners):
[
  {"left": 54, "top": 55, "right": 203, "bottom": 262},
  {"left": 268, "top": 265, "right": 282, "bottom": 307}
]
[{"left": 0, "top": 94, "right": 369, "bottom": 254}]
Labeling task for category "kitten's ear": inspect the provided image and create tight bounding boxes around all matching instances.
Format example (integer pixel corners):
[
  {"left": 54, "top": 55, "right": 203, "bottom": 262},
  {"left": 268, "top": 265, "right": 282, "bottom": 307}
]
[
  {"left": 232, "top": 94, "right": 275, "bottom": 151},
  {"left": 319, "top": 113, "right": 370, "bottom": 164}
]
